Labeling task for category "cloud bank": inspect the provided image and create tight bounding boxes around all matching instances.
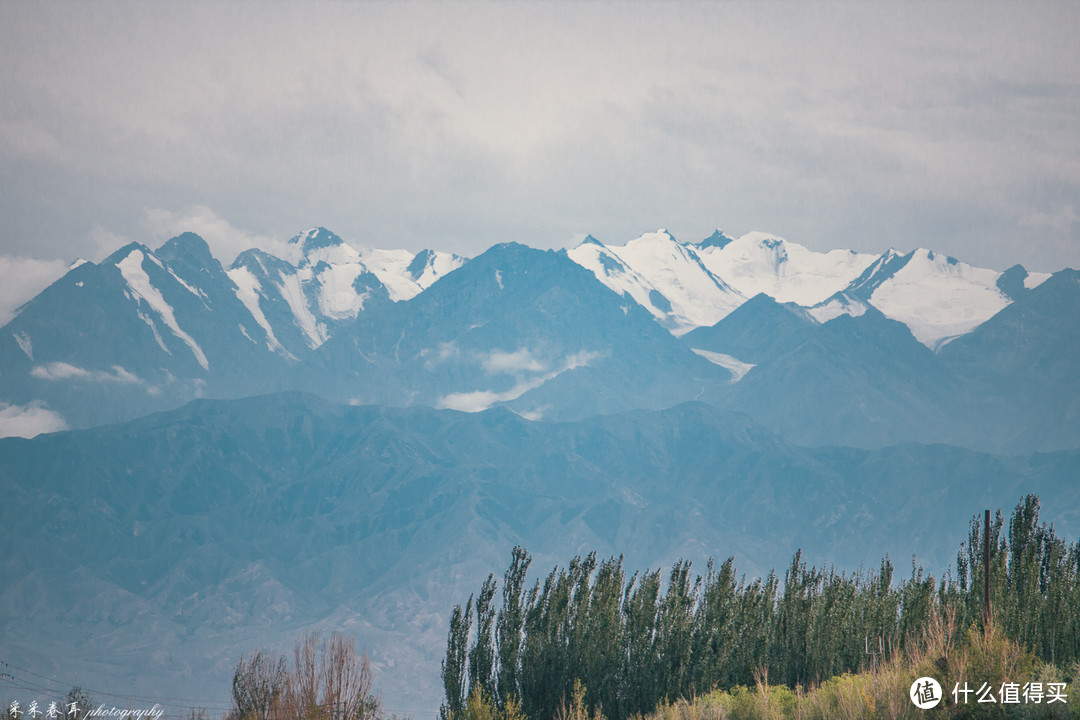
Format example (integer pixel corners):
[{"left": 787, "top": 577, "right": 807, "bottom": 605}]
[
  {"left": 0, "top": 1, "right": 1077, "bottom": 313},
  {"left": 0, "top": 256, "right": 69, "bottom": 326},
  {"left": 0, "top": 402, "right": 68, "bottom": 439}
]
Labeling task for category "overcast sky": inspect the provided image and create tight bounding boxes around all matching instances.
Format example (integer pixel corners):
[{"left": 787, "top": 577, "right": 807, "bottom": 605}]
[{"left": 1, "top": 1, "right": 1078, "bottom": 321}]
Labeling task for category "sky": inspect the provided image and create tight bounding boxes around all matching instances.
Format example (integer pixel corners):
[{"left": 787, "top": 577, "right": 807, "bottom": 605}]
[{"left": 1, "top": 1, "right": 1079, "bottom": 323}]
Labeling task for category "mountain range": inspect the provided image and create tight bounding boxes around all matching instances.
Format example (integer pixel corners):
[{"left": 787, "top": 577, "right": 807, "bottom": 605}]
[
  {"left": 0, "top": 226, "right": 1075, "bottom": 451},
  {"left": 2, "top": 394, "right": 1077, "bottom": 713},
  {"left": 1, "top": 225, "right": 1078, "bottom": 715}
]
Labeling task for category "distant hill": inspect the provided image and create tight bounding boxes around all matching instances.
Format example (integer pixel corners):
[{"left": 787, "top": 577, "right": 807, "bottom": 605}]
[
  {"left": 1, "top": 393, "right": 1077, "bottom": 713},
  {"left": 1, "top": 227, "right": 1075, "bottom": 452}
]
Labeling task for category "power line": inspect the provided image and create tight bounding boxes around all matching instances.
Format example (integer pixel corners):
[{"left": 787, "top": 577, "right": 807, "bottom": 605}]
[
  {"left": 0, "top": 661, "right": 233, "bottom": 713},
  {"left": 0, "top": 660, "right": 435, "bottom": 719}
]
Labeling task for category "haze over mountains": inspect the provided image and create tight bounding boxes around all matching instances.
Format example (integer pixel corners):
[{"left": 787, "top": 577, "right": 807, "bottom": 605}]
[
  {"left": 1, "top": 225, "right": 1077, "bottom": 715},
  {"left": 2, "top": 394, "right": 1078, "bottom": 712},
  {"left": 0, "top": 226, "right": 1074, "bottom": 451}
]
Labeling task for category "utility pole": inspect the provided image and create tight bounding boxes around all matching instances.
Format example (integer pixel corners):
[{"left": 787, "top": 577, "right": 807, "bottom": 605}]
[
  {"left": 984, "top": 509, "right": 991, "bottom": 626},
  {"left": 865, "top": 635, "right": 883, "bottom": 691}
]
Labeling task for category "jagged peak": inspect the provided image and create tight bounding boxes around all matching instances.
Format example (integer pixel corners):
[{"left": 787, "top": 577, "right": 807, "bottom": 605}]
[
  {"left": 288, "top": 227, "right": 342, "bottom": 247},
  {"left": 230, "top": 247, "right": 294, "bottom": 277},
  {"left": 996, "top": 264, "right": 1031, "bottom": 301},
  {"left": 286, "top": 227, "right": 359, "bottom": 267},
  {"left": 736, "top": 230, "right": 788, "bottom": 246},
  {"left": 696, "top": 229, "right": 734, "bottom": 250},
  {"left": 406, "top": 248, "right": 436, "bottom": 279},
  {"left": 104, "top": 241, "right": 154, "bottom": 266},
  {"left": 479, "top": 241, "right": 546, "bottom": 259},
  {"left": 623, "top": 229, "right": 678, "bottom": 247},
  {"left": 806, "top": 290, "right": 873, "bottom": 324},
  {"left": 158, "top": 232, "right": 214, "bottom": 265}
]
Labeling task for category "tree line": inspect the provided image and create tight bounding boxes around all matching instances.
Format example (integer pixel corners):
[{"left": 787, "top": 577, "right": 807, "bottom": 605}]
[
  {"left": 231, "top": 632, "right": 381, "bottom": 720},
  {"left": 439, "top": 495, "right": 1080, "bottom": 720}
]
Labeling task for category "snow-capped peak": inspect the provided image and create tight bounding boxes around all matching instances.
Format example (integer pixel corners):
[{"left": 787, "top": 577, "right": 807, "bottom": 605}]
[
  {"left": 570, "top": 226, "right": 1031, "bottom": 351},
  {"left": 695, "top": 231, "right": 877, "bottom": 306},
  {"left": 116, "top": 248, "right": 210, "bottom": 370},
  {"left": 222, "top": 228, "right": 470, "bottom": 355},
  {"left": 840, "top": 247, "right": 1013, "bottom": 349},
  {"left": 636, "top": 228, "right": 676, "bottom": 244},
  {"left": 290, "top": 226, "right": 340, "bottom": 249},
  {"left": 288, "top": 227, "right": 361, "bottom": 268},
  {"left": 806, "top": 291, "right": 871, "bottom": 324},
  {"left": 404, "top": 248, "right": 467, "bottom": 290},
  {"left": 359, "top": 247, "right": 466, "bottom": 301},
  {"left": 695, "top": 229, "right": 735, "bottom": 250},
  {"left": 568, "top": 230, "right": 745, "bottom": 335}
]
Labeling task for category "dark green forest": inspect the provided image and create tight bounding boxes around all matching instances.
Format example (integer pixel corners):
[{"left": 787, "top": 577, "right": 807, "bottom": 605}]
[{"left": 440, "top": 496, "right": 1080, "bottom": 720}]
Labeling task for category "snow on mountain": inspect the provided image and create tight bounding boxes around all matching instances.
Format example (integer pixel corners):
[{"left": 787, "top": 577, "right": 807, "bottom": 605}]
[
  {"left": 694, "top": 230, "right": 878, "bottom": 306},
  {"left": 313, "top": 262, "right": 375, "bottom": 320},
  {"left": 284, "top": 227, "right": 465, "bottom": 309},
  {"left": 689, "top": 348, "right": 755, "bottom": 382},
  {"left": 228, "top": 249, "right": 318, "bottom": 354},
  {"left": 360, "top": 248, "right": 424, "bottom": 301},
  {"left": 116, "top": 248, "right": 210, "bottom": 369},
  {"left": 290, "top": 226, "right": 363, "bottom": 267},
  {"left": 612, "top": 230, "right": 746, "bottom": 330},
  {"left": 689, "top": 233, "right": 1047, "bottom": 351},
  {"left": 1025, "top": 272, "right": 1052, "bottom": 289},
  {"left": 229, "top": 230, "right": 373, "bottom": 350},
  {"left": 571, "top": 228, "right": 1045, "bottom": 349},
  {"left": 566, "top": 236, "right": 687, "bottom": 332},
  {"left": 1, "top": 222, "right": 1077, "bottom": 451},
  {"left": 806, "top": 291, "right": 871, "bottom": 324},
  {"left": 844, "top": 249, "right": 1014, "bottom": 349},
  {"left": 277, "top": 267, "right": 332, "bottom": 347},
  {"left": 406, "top": 248, "right": 468, "bottom": 291},
  {"left": 225, "top": 228, "right": 464, "bottom": 350},
  {"left": 360, "top": 247, "right": 467, "bottom": 301},
  {"left": 313, "top": 241, "right": 728, "bottom": 422},
  {"left": 568, "top": 230, "right": 745, "bottom": 335},
  {"left": 227, "top": 264, "right": 291, "bottom": 356},
  {"left": 291, "top": 228, "right": 369, "bottom": 332}
]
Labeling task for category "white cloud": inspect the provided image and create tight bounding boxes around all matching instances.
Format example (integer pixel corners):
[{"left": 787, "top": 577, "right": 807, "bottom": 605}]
[
  {"left": 0, "top": 255, "right": 69, "bottom": 327},
  {"left": 87, "top": 224, "right": 131, "bottom": 261},
  {"left": 143, "top": 206, "right": 290, "bottom": 264},
  {"left": 0, "top": 402, "right": 68, "bottom": 438},
  {"left": 30, "top": 362, "right": 141, "bottom": 384},
  {"left": 480, "top": 348, "right": 547, "bottom": 374},
  {"left": 421, "top": 342, "right": 461, "bottom": 366},
  {"left": 437, "top": 350, "right": 602, "bottom": 413},
  {"left": 436, "top": 389, "right": 508, "bottom": 414},
  {"left": 1023, "top": 205, "right": 1079, "bottom": 234},
  {"left": 0, "top": 3, "right": 1078, "bottom": 271}
]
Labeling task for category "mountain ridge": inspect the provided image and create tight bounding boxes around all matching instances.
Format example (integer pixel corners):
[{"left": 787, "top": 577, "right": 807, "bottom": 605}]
[
  {"left": 2, "top": 392, "right": 1077, "bottom": 714},
  {"left": 0, "top": 226, "right": 1076, "bottom": 452}
]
